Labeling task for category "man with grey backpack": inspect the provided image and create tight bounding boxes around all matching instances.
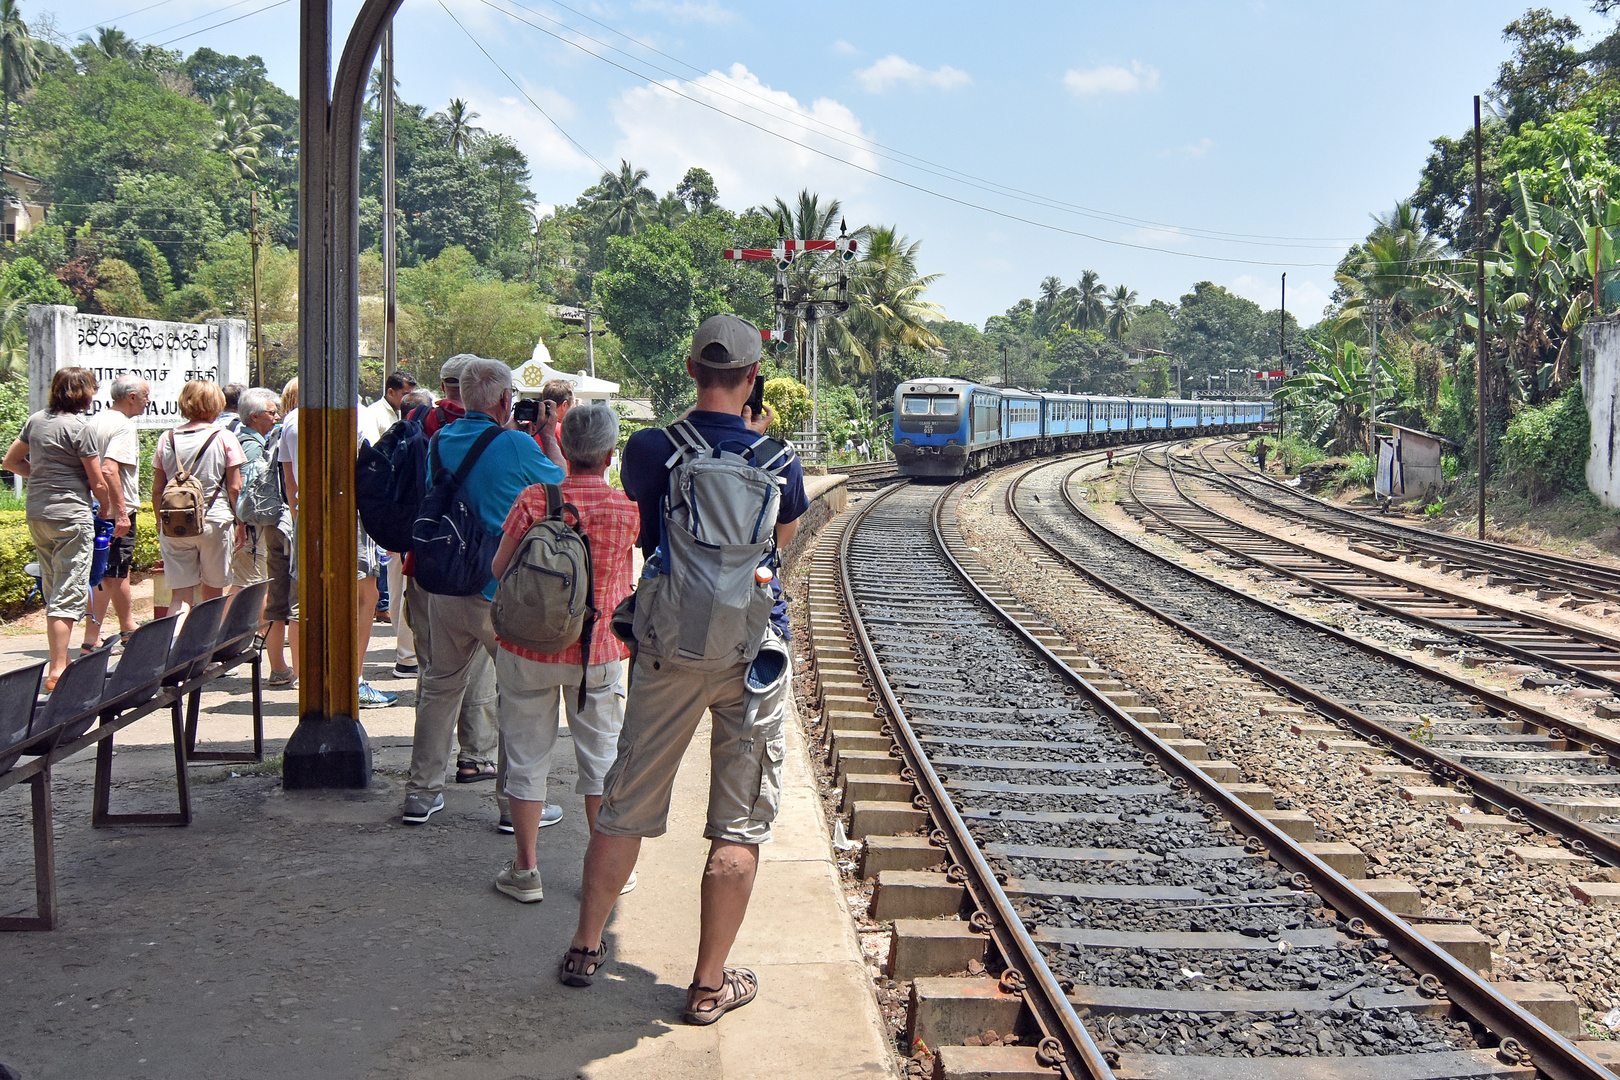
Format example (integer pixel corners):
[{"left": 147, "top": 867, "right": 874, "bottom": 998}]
[{"left": 560, "top": 315, "right": 807, "bottom": 1027}]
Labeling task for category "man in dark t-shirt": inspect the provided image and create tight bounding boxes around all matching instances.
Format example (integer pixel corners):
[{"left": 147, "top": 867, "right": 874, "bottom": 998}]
[{"left": 563, "top": 314, "right": 804, "bottom": 1027}]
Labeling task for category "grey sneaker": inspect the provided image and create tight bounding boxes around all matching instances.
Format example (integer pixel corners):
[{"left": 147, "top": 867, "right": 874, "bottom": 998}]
[
  {"left": 536, "top": 803, "right": 564, "bottom": 829},
  {"left": 402, "top": 792, "right": 443, "bottom": 825},
  {"left": 495, "top": 861, "right": 544, "bottom": 902},
  {"left": 620, "top": 870, "right": 638, "bottom": 895}
]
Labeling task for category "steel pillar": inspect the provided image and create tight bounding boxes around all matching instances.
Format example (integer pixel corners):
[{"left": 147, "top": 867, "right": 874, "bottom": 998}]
[{"left": 287, "top": 0, "right": 403, "bottom": 788}]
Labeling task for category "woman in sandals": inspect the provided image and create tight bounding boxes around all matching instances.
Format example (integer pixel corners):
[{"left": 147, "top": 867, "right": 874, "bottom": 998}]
[
  {"left": 1, "top": 366, "right": 112, "bottom": 691},
  {"left": 151, "top": 380, "right": 246, "bottom": 618}
]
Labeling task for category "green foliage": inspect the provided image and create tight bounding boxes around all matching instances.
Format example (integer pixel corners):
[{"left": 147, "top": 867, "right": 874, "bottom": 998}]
[
  {"left": 1501, "top": 385, "right": 1590, "bottom": 500},
  {"left": 1338, "top": 452, "right": 1375, "bottom": 490},
  {"left": 93, "top": 258, "right": 152, "bottom": 317},
  {"left": 0, "top": 255, "right": 71, "bottom": 306},
  {"left": 1252, "top": 433, "right": 1325, "bottom": 473},
  {"left": 397, "top": 246, "right": 555, "bottom": 366},
  {"left": 762, "top": 376, "right": 810, "bottom": 440},
  {"left": 1137, "top": 360, "right": 1171, "bottom": 397},
  {"left": 0, "top": 510, "right": 160, "bottom": 617}
]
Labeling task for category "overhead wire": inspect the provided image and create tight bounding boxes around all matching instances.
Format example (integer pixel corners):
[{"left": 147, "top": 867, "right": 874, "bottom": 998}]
[
  {"left": 435, "top": 0, "right": 610, "bottom": 176},
  {"left": 475, "top": 0, "right": 1338, "bottom": 268},
  {"left": 156, "top": 0, "right": 292, "bottom": 47},
  {"left": 497, "top": 0, "right": 1364, "bottom": 248},
  {"left": 67, "top": 0, "right": 181, "bottom": 38}
]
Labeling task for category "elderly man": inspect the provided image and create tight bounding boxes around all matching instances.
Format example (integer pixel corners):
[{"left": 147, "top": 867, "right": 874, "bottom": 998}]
[
  {"left": 488, "top": 404, "right": 640, "bottom": 902},
  {"left": 402, "top": 357, "right": 564, "bottom": 826},
  {"left": 81, "top": 373, "right": 147, "bottom": 655},
  {"left": 236, "top": 387, "right": 296, "bottom": 684}
]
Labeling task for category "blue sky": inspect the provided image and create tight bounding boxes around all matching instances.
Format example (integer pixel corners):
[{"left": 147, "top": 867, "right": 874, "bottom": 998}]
[{"left": 37, "top": 0, "right": 1608, "bottom": 327}]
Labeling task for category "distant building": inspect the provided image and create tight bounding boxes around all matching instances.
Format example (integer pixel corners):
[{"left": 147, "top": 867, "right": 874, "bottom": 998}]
[{"left": 3, "top": 169, "right": 50, "bottom": 243}]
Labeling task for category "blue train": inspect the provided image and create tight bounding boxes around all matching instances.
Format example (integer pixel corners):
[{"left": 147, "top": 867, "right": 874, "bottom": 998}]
[{"left": 892, "top": 378, "right": 1274, "bottom": 478}]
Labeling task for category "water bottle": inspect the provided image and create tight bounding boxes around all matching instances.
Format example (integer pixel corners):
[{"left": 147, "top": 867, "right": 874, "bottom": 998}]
[{"left": 90, "top": 510, "right": 115, "bottom": 590}]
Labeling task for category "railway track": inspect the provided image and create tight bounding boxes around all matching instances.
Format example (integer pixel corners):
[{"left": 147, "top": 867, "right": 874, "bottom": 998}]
[
  {"left": 1003, "top": 452, "right": 1620, "bottom": 868},
  {"left": 823, "top": 473, "right": 1615, "bottom": 1080},
  {"left": 1207, "top": 440, "right": 1620, "bottom": 608},
  {"left": 1121, "top": 445, "right": 1620, "bottom": 698}
]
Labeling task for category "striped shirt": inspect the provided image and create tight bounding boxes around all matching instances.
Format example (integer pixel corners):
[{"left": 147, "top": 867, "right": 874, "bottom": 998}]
[{"left": 497, "top": 474, "right": 639, "bottom": 666}]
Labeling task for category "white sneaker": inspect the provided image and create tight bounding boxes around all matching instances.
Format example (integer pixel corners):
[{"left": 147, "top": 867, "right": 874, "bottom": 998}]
[{"left": 620, "top": 870, "right": 638, "bottom": 895}]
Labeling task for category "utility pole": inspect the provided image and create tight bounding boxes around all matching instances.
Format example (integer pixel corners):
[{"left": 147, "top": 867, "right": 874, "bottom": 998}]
[
  {"left": 381, "top": 21, "right": 398, "bottom": 380},
  {"left": 1474, "top": 95, "right": 1488, "bottom": 541},
  {"left": 1279, "top": 272, "right": 1287, "bottom": 438},
  {"left": 250, "top": 189, "right": 264, "bottom": 386},
  {"left": 1368, "top": 298, "right": 1379, "bottom": 456},
  {"left": 1002, "top": 343, "right": 1009, "bottom": 387},
  {"left": 558, "top": 308, "right": 606, "bottom": 378}
]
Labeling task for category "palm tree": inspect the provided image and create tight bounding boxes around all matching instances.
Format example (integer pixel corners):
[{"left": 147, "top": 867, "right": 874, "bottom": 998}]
[
  {"left": 86, "top": 26, "right": 140, "bottom": 63},
  {"left": 1035, "top": 275, "right": 1065, "bottom": 335},
  {"left": 589, "top": 159, "right": 655, "bottom": 237},
  {"left": 0, "top": 0, "right": 39, "bottom": 169},
  {"left": 1065, "top": 269, "right": 1108, "bottom": 331},
  {"left": 832, "top": 226, "right": 945, "bottom": 413},
  {"left": 212, "top": 90, "right": 280, "bottom": 181},
  {"left": 1106, "top": 284, "right": 1138, "bottom": 339},
  {"left": 436, "top": 98, "right": 484, "bottom": 156},
  {"left": 651, "top": 192, "right": 687, "bottom": 229},
  {"left": 771, "top": 189, "right": 842, "bottom": 243}
]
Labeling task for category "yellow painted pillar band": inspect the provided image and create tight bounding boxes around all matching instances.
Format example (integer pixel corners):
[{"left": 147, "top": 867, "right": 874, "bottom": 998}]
[{"left": 297, "top": 404, "right": 360, "bottom": 722}]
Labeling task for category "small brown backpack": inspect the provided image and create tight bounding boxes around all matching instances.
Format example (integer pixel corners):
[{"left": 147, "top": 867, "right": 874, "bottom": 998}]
[{"left": 159, "top": 428, "right": 222, "bottom": 538}]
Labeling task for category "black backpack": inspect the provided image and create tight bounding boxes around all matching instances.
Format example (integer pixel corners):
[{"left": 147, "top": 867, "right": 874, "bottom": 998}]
[
  {"left": 357, "top": 405, "right": 432, "bottom": 554},
  {"left": 411, "top": 425, "right": 503, "bottom": 596}
]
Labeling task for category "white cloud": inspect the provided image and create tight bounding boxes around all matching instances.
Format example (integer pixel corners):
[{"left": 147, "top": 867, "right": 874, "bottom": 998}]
[
  {"left": 1063, "top": 61, "right": 1159, "bottom": 97},
  {"left": 1179, "top": 137, "right": 1214, "bottom": 159},
  {"left": 453, "top": 81, "right": 597, "bottom": 181},
  {"left": 609, "top": 63, "right": 882, "bottom": 211},
  {"left": 630, "top": 0, "right": 735, "bottom": 25},
  {"left": 855, "top": 54, "right": 971, "bottom": 93},
  {"left": 1230, "top": 274, "right": 1331, "bottom": 323},
  {"left": 833, "top": 39, "right": 860, "bottom": 57}
]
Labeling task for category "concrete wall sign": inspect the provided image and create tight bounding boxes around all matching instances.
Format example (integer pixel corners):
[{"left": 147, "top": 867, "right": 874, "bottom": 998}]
[
  {"left": 28, "top": 304, "right": 249, "bottom": 430},
  {"left": 1583, "top": 317, "right": 1620, "bottom": 509}
]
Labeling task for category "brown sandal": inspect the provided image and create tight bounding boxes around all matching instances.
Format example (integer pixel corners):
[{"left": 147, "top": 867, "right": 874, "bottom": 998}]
[
  {"left": 683, "top": 967, "right": 758, "bottom": 1025},
  {"left": 559, "top": 940, "right": 610, "bottom": 987}
]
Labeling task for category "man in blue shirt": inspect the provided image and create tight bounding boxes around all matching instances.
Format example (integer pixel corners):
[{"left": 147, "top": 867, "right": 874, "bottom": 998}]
[
  {"left": 402, "top": 357, "right": 564, "bottom": 826},
  {"left": 561, "top": 314, "right": 806, "bottom": 1028}
]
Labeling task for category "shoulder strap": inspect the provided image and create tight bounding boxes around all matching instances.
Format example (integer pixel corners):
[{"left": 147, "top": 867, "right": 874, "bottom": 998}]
[
  {"left": 662, "top": 420, "right": 710, "bottom": 467},
  {"left": 451, "top": 424, "right": 503, "bottom": 487},
  {"left": 543, "top": 483, "right": 564, "bottom": 521},
  {"left": 745, "top": 433, "right": 792, "bottom": 474},
  {"left": 175, "top": 428, "right": 221, "bottom": 480}
]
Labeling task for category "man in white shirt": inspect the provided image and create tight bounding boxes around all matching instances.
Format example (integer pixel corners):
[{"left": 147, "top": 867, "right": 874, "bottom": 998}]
[
  {"left": 81, "top": 374, "right": 147, "bottom": 654},
  {"left": 365, "top": 371, "right": 417, "bottom": 437}
]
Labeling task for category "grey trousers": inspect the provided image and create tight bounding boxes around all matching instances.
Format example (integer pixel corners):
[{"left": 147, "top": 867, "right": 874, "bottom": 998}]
[{"left": 405, "top": 582, "right": 504, "bottom": 806}]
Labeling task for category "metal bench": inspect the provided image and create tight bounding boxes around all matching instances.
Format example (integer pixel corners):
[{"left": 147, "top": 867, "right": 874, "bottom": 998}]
[{"left": 2, "top": 585, "right": 271, "bottom": 930}]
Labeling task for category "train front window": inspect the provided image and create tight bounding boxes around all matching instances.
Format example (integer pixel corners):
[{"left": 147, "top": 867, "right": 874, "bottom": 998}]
[
  {"left": 901, "top": 395, "right": 931, "bottom": 415},
  {"left": 932, "top": 397, "right": 959, "bottom": 416}
]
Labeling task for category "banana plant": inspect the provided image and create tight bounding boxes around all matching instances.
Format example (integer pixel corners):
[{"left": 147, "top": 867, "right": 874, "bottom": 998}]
[{"left": 1276, "top": 339, "right": 1403, "bottom": 455}]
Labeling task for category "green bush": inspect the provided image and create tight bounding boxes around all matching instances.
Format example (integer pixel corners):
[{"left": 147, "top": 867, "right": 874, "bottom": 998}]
[
  {"left": 1501, "top": 386, "right": 1590, "bottom": 501},
  {"left": 0, "top": 510, "right": 161, "bottom": 618}
]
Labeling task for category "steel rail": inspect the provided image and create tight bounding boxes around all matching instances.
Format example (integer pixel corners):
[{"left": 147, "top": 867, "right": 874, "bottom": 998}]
[
  {"left": 1008, "top": 453, "right": 1620, "bottom": 872},
  {"left": 1157, "top": 445, "right": 1620, "bottom": 682},
  {"left": 1135, "top": 446, "right": 1620, "bottom": 766},
  {"left": 953, "top": 462, "right": 1619, "bottom": 1080},
  {"left": 1212, "top": 440, "right": 1620, "bottom": 603},
  {"left": 837, "top": 480, "right": 1107, "bottom": 1080}
]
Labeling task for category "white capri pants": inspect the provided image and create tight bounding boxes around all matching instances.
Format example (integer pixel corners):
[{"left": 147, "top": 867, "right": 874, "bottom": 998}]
[{"left": 495, "top": 650, "right": 625, "bottom": 804}]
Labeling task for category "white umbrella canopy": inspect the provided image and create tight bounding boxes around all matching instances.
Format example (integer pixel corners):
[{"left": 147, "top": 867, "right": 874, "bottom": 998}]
[{"left": 514, "top": 337, "right": 619, "bottom": 402}]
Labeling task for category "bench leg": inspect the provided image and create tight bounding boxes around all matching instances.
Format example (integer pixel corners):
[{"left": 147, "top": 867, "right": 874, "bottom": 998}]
[
  {"left": 91, "top": 702, "right": 190, "bottom": 828},
  {"left": 0, "top": 772, "right": 56, "bottom": 931},
  {"left": 251, "top": 655, "right": 264, "bottom": 762},
  {"left": 185, "top": 664, "right": 265, "bottom": 764}
]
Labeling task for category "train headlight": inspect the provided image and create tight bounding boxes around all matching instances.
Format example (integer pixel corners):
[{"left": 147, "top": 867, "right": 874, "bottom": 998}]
[{"left": 901, "top": 438, "right": 912, "bottom": 445}]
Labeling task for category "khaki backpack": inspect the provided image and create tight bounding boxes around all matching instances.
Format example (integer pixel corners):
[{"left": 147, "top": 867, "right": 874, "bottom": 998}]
[
  {"left": 159, "top": 428, "right": 222, "bottom": 538},
  {"left": 491, "top": 483, "right": 596, "bottom": 706}
]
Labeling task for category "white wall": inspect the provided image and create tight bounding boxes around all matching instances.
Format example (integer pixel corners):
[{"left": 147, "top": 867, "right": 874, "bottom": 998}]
[{"left": 1583, "top": 317, "right": 1620, "bottom": 508}]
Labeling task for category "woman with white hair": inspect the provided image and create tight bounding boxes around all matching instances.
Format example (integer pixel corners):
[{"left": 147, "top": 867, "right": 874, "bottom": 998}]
[{"left": 487, "top": 404, "right": 640, "bottom": 903}]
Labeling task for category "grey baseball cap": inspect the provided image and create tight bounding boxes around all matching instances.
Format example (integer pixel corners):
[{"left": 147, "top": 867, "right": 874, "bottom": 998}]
[
  {"left": 440, "top": 353, "right": 477, "bottom": 383},
  {"left": 689, "top": 314, "right": 762, "bottom": 368}
]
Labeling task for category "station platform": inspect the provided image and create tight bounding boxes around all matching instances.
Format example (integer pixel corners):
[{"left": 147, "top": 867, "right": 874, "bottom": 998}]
[{"left": 0, "top": 477, "right": 894, "bottom": 1079}]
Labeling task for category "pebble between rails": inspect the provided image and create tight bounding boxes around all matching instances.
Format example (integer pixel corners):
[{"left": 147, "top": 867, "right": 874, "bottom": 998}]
[{"left": 954, "top": 460, "right": 1620, "bottom": 1034}]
